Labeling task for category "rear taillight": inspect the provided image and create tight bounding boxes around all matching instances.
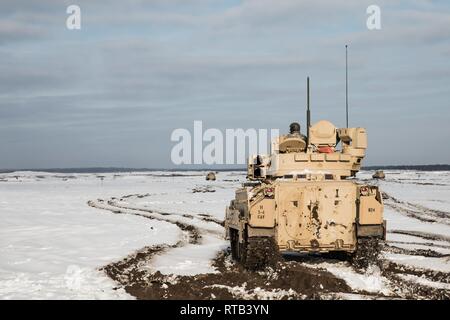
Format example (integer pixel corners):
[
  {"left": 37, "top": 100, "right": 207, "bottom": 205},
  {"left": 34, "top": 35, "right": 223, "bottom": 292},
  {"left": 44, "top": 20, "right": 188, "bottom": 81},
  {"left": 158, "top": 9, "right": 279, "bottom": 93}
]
[
  {"left": 264, "top": 187, "right": 274, "bottom": 198},
  {"left": 360, "top": 186, "right": 369, "bottom": 196}
]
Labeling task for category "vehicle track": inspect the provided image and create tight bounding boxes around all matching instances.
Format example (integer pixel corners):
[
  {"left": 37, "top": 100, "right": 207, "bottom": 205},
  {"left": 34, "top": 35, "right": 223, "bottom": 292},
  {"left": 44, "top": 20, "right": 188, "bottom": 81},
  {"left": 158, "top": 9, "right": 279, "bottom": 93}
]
[
  {"left": 383, "top": 193, "right": 450, "bottom": 225},
  {"left": 389, "top": 229, "right": 450, "bottom": 243},
  {"left": 388, "top": 240, "right": 450, "bottom": 251},
  {"left": 88, "top": 199, "right": 201, "bottom": 244},
  {"left": 383, "top": 243, "right": 449, "bottom": 258},
  {"left": 381, "top": 261, "right": 450, "bottom": 299},
  {"left": 111, "top": 193, "right": 225, "bottom": 227}
]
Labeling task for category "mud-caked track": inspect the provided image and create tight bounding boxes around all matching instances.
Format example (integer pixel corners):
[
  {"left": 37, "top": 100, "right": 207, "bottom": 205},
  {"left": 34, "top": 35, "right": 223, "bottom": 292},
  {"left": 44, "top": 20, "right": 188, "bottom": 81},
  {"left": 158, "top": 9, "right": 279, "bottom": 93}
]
[{"left": 350, "top": 238, "right": 382, "bottom": 269}]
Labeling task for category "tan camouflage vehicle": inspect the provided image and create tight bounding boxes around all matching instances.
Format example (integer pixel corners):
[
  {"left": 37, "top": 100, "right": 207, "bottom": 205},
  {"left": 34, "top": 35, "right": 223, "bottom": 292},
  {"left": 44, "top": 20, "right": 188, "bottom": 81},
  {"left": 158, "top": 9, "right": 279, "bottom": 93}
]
[{"left": 225, "top": 83, "right": 386, "bottom": 269}]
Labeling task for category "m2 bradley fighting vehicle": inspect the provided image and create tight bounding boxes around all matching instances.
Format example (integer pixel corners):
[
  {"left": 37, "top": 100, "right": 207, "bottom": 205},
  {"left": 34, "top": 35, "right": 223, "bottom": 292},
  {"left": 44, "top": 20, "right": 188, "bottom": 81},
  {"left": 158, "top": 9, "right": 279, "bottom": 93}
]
[{"left": 225, "top": 78, "right": 386, "bottom": 269}]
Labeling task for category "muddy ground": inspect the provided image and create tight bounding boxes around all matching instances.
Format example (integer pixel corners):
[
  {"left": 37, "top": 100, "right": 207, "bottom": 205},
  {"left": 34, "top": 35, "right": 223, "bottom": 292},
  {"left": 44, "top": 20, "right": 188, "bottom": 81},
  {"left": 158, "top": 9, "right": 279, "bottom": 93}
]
[
  {"left": 101, "top": 245, "right": 450, "bottom": 300},
  {"left": 102, "top": 248, "right": 351, "bottom": 299}
]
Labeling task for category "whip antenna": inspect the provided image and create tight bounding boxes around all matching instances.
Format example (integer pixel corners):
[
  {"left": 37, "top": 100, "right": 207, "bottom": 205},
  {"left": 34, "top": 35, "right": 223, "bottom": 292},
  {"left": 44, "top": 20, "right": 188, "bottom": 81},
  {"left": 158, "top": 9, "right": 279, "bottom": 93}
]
[
  {"left": 306, "top": 76, "right": 310, "bottom": 144},
  {"left": 345, "top": 45, "right": 349, "bottom": 128}
]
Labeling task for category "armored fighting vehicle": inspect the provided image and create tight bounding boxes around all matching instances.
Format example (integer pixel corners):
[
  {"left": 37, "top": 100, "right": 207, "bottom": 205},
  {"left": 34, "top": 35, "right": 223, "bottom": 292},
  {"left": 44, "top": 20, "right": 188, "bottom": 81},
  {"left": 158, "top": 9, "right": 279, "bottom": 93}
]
[{"left": 225, "top": 79, "right": 386, "bottom": 269}]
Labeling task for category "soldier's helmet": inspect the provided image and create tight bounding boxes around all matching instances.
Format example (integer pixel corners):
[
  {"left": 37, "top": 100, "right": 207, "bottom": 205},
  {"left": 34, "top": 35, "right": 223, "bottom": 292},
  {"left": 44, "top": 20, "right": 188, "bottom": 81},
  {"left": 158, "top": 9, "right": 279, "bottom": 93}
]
[{"left": 289, "top": 122, "right": 301, "bottom": 134}]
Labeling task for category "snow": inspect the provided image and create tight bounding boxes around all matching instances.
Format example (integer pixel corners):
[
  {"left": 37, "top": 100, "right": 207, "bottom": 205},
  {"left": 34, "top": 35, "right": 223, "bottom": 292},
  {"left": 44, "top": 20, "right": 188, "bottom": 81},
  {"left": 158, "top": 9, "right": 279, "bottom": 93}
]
[
  {"left": 0, "top": 172, "right": 183, "bottom": 299},
  {"left": 331, "top": 292, "right": 390, "bottom": 300},
  {"left": 388, "top": 241, "right": 450, "bottom": 255},
  {"left": 356, "top": 170, "right": 450, "bottom": 277},
  {"left": 206, "top": 284, "right": 299, "bottom": 300},
  {"left": 359, "top": 170, "right": 450, "bottom": 213},
  {"left": 396, "top": 274, "right": 450, "bottom": 290},
  {"left": 150, "top": 234, "right": 228, "bottom": 275},
  {"left": 306, "top": 262, "right": 392, "bottom": 295},
  {"left": 0, "top": 266, "right": 129, "bottom": 300},
  {"left": 0, "top": 170, "right": 241, "bottom": 298},
  {"left": 384, "top": 206, "right": 450, "bottom": 238},
  {"left": 0, "top": 169, "right": 449, "bottom": 299},
  {"left": 387, "top": 233, "right": 450, "bottom": 248},
  {"left": 383, "top": 253, "right": 450, "bottom": 273}
]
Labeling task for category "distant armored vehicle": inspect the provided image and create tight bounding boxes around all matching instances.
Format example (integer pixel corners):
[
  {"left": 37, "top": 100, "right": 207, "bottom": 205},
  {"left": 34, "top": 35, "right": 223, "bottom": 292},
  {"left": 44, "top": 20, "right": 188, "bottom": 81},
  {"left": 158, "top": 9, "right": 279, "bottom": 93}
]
[
  {"left": 225, "top": 78, "right": 386, "bottom": 269},
  {"left": 372, "top": 170, "right": 386, "bottom": 179},
  {"left": 206, "top": 172, "right": 216, "bottom": 181}
]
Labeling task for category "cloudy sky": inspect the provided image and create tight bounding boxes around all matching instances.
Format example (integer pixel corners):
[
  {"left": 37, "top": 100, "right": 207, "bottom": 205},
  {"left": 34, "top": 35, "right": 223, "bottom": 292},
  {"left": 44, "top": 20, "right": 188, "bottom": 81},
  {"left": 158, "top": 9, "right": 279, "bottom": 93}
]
[{"left": 0, "top": 0, "right": 449, "bottom": 169}]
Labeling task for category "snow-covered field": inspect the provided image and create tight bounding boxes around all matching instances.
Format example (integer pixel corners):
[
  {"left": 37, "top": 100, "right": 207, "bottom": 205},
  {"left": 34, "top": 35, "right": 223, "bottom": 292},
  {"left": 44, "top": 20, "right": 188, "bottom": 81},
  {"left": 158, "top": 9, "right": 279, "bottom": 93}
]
[
  {"left": 359, "top": 171, "right": 450, "bottom": 274},
  {"left": 0, "top": 170, "right": 449, "bottom": 299}
]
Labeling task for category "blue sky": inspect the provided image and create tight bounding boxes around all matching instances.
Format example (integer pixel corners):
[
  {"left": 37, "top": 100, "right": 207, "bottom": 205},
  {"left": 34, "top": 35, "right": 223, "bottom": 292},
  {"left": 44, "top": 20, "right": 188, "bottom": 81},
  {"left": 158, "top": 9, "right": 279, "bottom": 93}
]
[{"left": 0, "top": 0, "right": 449, "bottom": 168}]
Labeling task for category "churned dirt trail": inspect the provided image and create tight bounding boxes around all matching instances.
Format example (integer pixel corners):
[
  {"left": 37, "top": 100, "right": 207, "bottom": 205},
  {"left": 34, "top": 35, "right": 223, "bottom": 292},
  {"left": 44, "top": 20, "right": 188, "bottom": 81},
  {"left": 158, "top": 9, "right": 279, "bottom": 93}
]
[
  {"left": 88, "top": 193, "right": 357, "bottom": 299},
  {"left": 102, "top": 249, "right": 355, "bottom": 300}
]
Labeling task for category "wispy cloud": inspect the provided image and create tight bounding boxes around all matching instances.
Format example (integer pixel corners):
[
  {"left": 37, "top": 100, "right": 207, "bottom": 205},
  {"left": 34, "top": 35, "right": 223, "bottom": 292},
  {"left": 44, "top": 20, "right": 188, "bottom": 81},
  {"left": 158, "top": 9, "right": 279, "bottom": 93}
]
[{"left": 0, "top": 0, "right": 449, "bottom": 168}]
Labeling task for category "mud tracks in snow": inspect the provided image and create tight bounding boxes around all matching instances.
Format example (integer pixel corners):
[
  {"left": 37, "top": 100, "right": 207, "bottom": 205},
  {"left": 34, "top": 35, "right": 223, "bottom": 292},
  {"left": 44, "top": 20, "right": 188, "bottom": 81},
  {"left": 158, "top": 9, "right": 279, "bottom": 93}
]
[
  {"left": 90, "top": 191, "right": 450, "bottom": 299},
  {"left": 383, "top": 244, "right": 449, "bottom": 258},
  {"left": 380, "top": 228, "right": 450, "bottom": 298},
  {"left": 385, "top": 229, "right": 450, "bottom": 258},
  {"left": 88, "top": 191, "right": 225, "bottom": 244},
  {"left": 389, "top": 229, "right": 450, "bottom": 243},
  {"left": 381, "top": 261, "right": 450, "bottom": 299},
  {"left": 89, "top": 193, "right": 354, "bottom": 299},
  {"left": 88, "top": 198, "right": 201, "bottom": 244},
  {"left": 102, "top": 249, "right": 352, "bottom": 300},
  {"left": 383, "top": 193, "right": 450, "bottom": 225}
]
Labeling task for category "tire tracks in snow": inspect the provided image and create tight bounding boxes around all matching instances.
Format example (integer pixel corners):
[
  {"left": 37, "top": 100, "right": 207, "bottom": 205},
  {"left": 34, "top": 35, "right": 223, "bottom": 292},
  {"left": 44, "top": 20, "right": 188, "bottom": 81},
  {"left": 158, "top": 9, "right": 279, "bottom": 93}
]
[
  {"left": 87, "top": 193, "right": 355, "bottom": 299},
  {"left": 383, "top": 192, "right": 450, "bottom": 225},
  {"left": 87, "top": 193, "right": 227, "bottom": 297},
  {"left": 88, "top": 191, "right": 450, "bottom": 299},
  {"left": 389, "top": 229, "right": 450, "bottom": 243},
  {"left": 87, "top": 198, "right": 202, "bottom": 244}
]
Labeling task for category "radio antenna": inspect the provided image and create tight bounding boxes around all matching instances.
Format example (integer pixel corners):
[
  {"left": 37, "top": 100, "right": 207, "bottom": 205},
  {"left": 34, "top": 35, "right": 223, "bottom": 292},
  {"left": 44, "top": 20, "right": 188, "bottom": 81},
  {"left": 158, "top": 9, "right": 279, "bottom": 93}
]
[
  {"left": 306, "top": 76, "right": 310, "bottom": 145},
  {"left": 345, "top": 45, "right": 349, "bottom": 128}
]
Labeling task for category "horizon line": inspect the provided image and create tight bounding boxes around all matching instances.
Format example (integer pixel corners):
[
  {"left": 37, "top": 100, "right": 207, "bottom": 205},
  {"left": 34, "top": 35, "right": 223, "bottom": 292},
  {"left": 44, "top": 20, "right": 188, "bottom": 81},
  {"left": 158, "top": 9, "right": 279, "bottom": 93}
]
[{"left": 1, "top": 164, "right": 450, "bottom": 174}]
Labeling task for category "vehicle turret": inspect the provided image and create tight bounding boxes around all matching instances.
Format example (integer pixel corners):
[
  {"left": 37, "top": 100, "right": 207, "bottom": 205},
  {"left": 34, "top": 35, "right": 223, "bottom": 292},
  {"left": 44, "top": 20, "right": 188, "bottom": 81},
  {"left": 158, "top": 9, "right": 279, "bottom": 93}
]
[{"left": 248, "top": 120, "right": 368, "bottom": 181}]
